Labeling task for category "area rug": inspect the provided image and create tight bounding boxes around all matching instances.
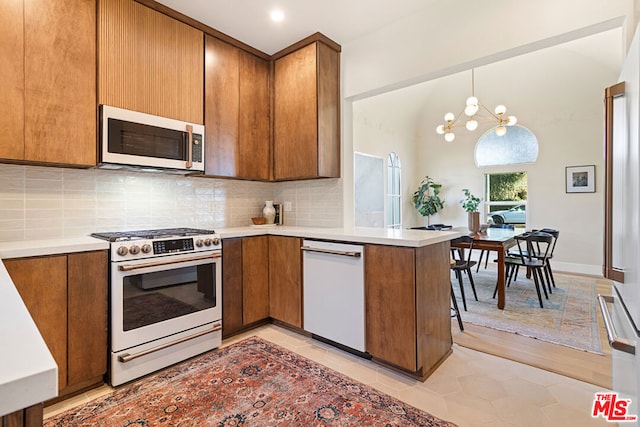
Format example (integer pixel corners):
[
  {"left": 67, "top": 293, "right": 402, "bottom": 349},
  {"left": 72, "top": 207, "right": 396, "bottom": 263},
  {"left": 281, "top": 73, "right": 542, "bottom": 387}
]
[
  {"left": 453, "top": 268, "right": 603, "bottom": 354},
  {"left": 123, "top": 292, "right": 198, "bottom": 331},
  {"left": 44, "top": 336, "right": 457, "bottom": 427}
]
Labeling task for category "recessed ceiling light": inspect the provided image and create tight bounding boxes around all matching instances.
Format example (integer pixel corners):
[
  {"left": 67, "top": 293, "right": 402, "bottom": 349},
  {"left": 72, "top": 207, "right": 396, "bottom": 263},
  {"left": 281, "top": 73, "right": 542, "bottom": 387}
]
[{"left": 270, "top": 9, "right": 285, "bottom": 22}]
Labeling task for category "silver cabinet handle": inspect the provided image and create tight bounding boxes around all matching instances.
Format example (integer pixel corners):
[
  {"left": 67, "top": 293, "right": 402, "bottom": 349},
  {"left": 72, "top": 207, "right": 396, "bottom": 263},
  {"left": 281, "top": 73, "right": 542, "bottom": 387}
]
[
  {"left": 597, "top": 294, "right": 636, "bottom": 355},
  {"left": 186, "top": 124, "right": 193, "bottom": 169},
  {"left": 118, "top": 253, "right": 221, "bottom": 271},
  {"left": 301, "top": 246, "right": 361, "bottom": 258},
  {"left": 118, "top": 323, "right": 222, "bottom": 363}
]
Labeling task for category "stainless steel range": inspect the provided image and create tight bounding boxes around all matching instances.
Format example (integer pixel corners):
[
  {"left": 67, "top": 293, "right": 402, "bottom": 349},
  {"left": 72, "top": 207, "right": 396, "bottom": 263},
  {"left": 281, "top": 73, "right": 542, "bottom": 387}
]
[{"left": 91, "top": 228, "right": 222, "bottom": 386}]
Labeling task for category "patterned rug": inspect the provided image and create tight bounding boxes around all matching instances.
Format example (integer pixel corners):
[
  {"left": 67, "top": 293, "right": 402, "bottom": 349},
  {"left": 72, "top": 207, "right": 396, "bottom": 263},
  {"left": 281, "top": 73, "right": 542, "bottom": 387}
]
[
  {"left": 453, "top": 268, "right": 603, "bottom": 354},
  {"left": 44, "top": 336, "right": 457, "bottom": 427}
]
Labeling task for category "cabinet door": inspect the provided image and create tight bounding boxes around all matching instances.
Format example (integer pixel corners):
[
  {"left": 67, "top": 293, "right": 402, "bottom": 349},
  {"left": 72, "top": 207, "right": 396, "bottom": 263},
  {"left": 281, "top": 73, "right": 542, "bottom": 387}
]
[
  {"left": 269, "top": 236, "right": 302, "bottom": 327},
  {"left": 273, "top": 40, "right": 340, "bottom": 180},
  {"left": 204, "top": 36, "right": 240, "bottom": 177},
  {"left": 204, "top": 36, "right": 270, "bottom": 180},
  {"left": 274, "top": 43, "right": 318, "bottom": 180},
  {"left": 24, "top": 0, "right": 96, "bottom": 166},
  {"left": 5, "top": 256, "right": 68, "bottom": 390},
  {"left": 222, "top": 238, "right": 244, "bottom": 337},
  {"left": 0, "top": 0, "right": 24, "bottom": 160},
  {"left": 365, "top": 245, "right": 417, "bottom": 371},
  {"left": 242, "top": 236, "right": 269, "bottom": 324},
  {"left": 98, "top": 0, "right": 204, "bottom": 124},
  {"left": 237, "top": 50, "right": 270, "bottom": 180},
  {"left": 67, "top": 251, "right": 107, "bottom": 388}
]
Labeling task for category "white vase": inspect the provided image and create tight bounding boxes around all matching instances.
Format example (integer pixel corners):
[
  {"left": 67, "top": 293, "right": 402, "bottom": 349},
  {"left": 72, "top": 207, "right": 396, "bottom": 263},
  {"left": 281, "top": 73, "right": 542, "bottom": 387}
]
[{"left": 263, "top": 201, "right": 276, "bottom": 224}]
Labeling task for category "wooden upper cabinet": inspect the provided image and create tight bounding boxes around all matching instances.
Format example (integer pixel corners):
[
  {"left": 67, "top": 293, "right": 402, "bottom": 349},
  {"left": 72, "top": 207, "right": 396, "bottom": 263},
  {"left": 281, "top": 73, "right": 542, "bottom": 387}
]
[
  {"left": 0, "top": 0, "right": 24, "bottom": 160},
  {"left": 0, "top": 0, "right": 96, "bottom": 166},
  {"left": 98, "top": 0, "right": 204, "bottom": 124},
  {"left": 273, "top": 39, "right": 340, "bottom": 180},
  {"left": 204, "top": 36, "right": 270, "bottom": 180}
]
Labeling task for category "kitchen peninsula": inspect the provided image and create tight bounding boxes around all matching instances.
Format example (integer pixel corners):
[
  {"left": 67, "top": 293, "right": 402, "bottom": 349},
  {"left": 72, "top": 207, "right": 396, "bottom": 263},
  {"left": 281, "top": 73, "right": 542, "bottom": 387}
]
[
  {"left": 0, "top": 226, "right": 458, "bottom": 420},
  {"left": 220, "top": 226, "right": 461, "bottom": 380}
]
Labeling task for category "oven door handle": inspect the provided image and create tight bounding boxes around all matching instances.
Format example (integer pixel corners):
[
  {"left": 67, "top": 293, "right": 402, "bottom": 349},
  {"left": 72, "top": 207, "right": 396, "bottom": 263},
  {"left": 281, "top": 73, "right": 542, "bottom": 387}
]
[
  {"left": 118, "top": 323, "right": 222, "bottom": 363},
  {"left": 118, "top": 253, "right": 221, "bottom": 272}
]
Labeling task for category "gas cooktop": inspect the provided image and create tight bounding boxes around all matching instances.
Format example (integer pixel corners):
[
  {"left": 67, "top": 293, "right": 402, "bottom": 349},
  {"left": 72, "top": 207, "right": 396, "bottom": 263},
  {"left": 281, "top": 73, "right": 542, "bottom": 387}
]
[{"left": 91, "top": 227, "right": 216, "bottom": 242}]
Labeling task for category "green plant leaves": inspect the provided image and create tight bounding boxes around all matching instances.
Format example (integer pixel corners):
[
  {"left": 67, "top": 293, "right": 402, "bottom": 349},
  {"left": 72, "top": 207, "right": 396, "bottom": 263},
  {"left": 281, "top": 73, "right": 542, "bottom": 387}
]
[{"left": 412, "top": 176, "right": 445, "bottom": 217}]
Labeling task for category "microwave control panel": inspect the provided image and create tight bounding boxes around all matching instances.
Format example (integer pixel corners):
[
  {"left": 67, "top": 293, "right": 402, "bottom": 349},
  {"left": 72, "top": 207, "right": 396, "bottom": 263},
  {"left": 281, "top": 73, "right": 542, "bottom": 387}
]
[{"left": 192, "top": 134, "right": 203, "bottom": 162}]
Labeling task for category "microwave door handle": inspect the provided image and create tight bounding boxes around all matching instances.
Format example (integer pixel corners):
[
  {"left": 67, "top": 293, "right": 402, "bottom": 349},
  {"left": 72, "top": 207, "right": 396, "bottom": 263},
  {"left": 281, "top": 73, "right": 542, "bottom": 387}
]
[{"left": 186, "top": 124, "right": 193, "bottom": 169}]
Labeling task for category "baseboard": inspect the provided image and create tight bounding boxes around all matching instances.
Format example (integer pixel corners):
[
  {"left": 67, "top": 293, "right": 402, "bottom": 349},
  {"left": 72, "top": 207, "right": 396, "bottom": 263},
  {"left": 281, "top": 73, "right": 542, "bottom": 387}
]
[{"left": 552, "top": 261, "right": 603, "bottom": 277}]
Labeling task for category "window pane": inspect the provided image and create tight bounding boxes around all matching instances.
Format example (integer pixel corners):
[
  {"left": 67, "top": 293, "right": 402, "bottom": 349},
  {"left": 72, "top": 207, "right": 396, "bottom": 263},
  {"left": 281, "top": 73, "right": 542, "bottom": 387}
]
[
  {"left": 475, "top": 125, "right": 538, "bottom": 167},
  {"left": 485, "top": 172, "right": 527, "bottom": 228}
]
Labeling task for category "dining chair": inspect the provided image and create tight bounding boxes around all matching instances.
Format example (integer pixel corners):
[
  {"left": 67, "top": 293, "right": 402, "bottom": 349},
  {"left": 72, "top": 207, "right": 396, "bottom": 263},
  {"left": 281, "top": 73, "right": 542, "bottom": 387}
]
[
  {"left": 476, "top": 223, "right": 515, "bottom": 272},
  {"left": 450, "top": 259, "right": 464, "bottom": 331},
  {"left": 450, "top": 235, "right": 478, "bottom": 311},
  {"left": 498, "top": 231, "right": 554, "bottom": 308},
  {"left": 507, "top": 227, "right": 559, "bottom": 294}
]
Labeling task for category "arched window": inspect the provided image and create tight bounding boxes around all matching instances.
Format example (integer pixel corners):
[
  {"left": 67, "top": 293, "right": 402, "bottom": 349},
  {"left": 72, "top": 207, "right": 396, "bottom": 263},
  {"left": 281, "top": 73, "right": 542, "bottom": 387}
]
[
  {"left": 387, "top": 152, "right": 402, "bottom": 229},
  {"left": 474, "top": 125, "right": 538, "bottom": 167}
]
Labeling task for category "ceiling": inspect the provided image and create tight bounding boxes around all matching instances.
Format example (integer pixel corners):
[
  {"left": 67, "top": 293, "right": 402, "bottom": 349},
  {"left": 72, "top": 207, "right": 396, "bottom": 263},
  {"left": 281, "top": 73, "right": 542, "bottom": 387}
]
[{"left": 154, "top": 0, "right": 433, "bottom": 54}]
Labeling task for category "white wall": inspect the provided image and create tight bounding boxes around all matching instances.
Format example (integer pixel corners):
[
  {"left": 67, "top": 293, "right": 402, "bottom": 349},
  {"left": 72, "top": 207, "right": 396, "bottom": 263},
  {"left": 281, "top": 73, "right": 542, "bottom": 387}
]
[
  {"left": 353, "top": 93, "right": 422, "bottom": 228},
  {"left": 345, "top": 3, "right": 630, "bottom": 274}
]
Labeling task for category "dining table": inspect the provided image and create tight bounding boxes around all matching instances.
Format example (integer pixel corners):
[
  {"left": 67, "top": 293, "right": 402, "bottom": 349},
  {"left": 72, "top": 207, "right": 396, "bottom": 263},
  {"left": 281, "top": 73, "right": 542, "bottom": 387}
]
[{"left": 450, "top": 226, "right": 519, "bottom": 309}]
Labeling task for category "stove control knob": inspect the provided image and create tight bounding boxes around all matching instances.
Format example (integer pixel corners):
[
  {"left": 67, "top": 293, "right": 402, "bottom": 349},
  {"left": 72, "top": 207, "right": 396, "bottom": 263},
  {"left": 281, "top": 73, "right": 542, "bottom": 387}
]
[
  {"left": 116, "top": 246, "right": 128, "bottom": 256},
  {"left": 141, "top": 244, "right": 152, "bottom": 254},
  {"left": 212, "top": 237, "right": 220, "bottom": 246},
  {"left": 204, "top": 238, "right": 212, "bottom": 246},
  {"left": 195, "top": 239, "right": 204, "bottom": 247},
  {"left": 129, "top": 245, "right": 140, "bottom": 255}
]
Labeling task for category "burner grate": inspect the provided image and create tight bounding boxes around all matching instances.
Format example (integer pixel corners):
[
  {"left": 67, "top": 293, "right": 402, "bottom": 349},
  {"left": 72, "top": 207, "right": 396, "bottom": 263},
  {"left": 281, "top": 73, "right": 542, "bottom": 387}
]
[{"left": 91, "top": 227, "right": 216, "bottom": 242}]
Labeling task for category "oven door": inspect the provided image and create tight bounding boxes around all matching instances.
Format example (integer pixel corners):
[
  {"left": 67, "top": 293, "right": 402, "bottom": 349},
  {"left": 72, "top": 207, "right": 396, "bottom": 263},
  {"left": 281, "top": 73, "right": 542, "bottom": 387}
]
[{"left": 111, "top": 250, "right": 221, "bottom": 352}]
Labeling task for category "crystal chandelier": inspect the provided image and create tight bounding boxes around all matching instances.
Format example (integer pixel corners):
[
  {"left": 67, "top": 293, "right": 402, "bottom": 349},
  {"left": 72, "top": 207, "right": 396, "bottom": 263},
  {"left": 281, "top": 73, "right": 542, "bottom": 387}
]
[{"left": 436, "top": 69, "right": 517, "bottom": 142}]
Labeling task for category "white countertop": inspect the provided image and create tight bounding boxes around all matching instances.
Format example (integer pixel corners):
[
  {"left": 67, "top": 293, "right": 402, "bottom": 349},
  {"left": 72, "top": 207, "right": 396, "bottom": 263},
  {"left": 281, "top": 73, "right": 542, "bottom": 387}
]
[
  {"left": 0, "top": 226, "right": 457, "bottom": 414},
  {"left": 0, "top": 261, "right": 58, "bottom": 416},
  {"left": 219, "top": 225, "right": 461, "bottom": 247},
  {"left": 0, "top": 236, "right": 109, "bottom": 259}
]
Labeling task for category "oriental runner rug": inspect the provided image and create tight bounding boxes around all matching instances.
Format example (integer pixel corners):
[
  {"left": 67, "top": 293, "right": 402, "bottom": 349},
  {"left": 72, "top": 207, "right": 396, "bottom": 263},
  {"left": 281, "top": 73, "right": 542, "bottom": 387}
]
[
  {"left": 44, "top": 336, "right": 457, "bottom": 427},
  {"left": 453, "top": 269, "right": 603, "bottom": 354}
]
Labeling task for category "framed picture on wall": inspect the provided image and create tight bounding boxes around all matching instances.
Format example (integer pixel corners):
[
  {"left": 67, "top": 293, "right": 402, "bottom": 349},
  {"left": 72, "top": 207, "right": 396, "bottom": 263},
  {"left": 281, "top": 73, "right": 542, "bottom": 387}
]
[{"left": 566, "top": 165, "right": 595, "bottom": 193}]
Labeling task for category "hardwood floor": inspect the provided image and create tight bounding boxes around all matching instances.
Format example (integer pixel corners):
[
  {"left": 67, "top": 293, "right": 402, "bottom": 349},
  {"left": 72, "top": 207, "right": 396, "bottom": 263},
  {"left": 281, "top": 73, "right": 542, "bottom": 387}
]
[{"left": 452, "top": 275, "right": 612, "bottom": 389}]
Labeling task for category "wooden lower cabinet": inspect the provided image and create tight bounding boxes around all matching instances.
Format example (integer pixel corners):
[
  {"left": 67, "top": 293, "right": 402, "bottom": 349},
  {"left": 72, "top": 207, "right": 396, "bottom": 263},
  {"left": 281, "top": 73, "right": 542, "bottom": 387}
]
[
  {"left": 365, "top": 242, "right": 452, "bottom": 378},
  {"left": 4, "top": 250, "right": 108, "bottom": 398},
  {"left": 67, "top": 251, "right": 108, "bottom": 388},
  {"left": 222, "top": 236, "right": 269, "bottom": 337},
  {"left": 268, "top": 236, "right": 302, "bottom": 328},
  {"left": 1, "top": 404, "right": 43, "bottom": 427}
]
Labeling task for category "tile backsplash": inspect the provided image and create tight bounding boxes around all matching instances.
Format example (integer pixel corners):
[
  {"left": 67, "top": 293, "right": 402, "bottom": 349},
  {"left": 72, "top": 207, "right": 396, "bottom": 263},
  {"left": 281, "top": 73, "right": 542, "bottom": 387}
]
[{"left": 0, "top": 164, "right": 343, "bottom": 242}]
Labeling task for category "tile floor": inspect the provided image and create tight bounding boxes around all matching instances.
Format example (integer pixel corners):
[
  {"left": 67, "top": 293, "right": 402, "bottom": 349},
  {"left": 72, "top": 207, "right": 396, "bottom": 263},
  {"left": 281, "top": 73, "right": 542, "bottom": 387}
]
[{"left": 45, "top": 324, "right": 615, "bottom": 427}]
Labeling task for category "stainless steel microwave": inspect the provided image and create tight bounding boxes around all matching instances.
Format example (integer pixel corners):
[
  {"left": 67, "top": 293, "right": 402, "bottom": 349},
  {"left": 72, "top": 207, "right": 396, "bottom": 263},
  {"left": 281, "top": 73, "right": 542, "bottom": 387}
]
[{"left": 99, "top": 105, "right": 205, "bottom": 173}]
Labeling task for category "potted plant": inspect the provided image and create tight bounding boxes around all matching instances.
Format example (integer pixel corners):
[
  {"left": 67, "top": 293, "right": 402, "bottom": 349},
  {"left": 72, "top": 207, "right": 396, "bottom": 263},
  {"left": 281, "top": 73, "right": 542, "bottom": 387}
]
[
  {"left": 461, "top": 189, "right": 481, "bottom": 232},
  {"left": 412, "top": 176, "right": 445, "bottom": 225}
]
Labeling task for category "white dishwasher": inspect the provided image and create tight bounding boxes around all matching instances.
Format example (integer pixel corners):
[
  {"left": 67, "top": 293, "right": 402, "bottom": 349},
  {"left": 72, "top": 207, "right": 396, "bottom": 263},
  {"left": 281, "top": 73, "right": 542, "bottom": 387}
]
[{"left": 302, "top": 240, "right": 365, "bottom": 352}]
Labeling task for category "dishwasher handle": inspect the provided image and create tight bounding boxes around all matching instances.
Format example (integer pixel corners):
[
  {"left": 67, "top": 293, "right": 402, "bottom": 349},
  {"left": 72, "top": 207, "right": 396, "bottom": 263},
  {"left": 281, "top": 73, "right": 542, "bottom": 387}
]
[
  {"left": 597, "top": 294, "right": 636, "bottom": 355},
  {"left": 301, "top": 245, "right": 362, "bottom": 258}
]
